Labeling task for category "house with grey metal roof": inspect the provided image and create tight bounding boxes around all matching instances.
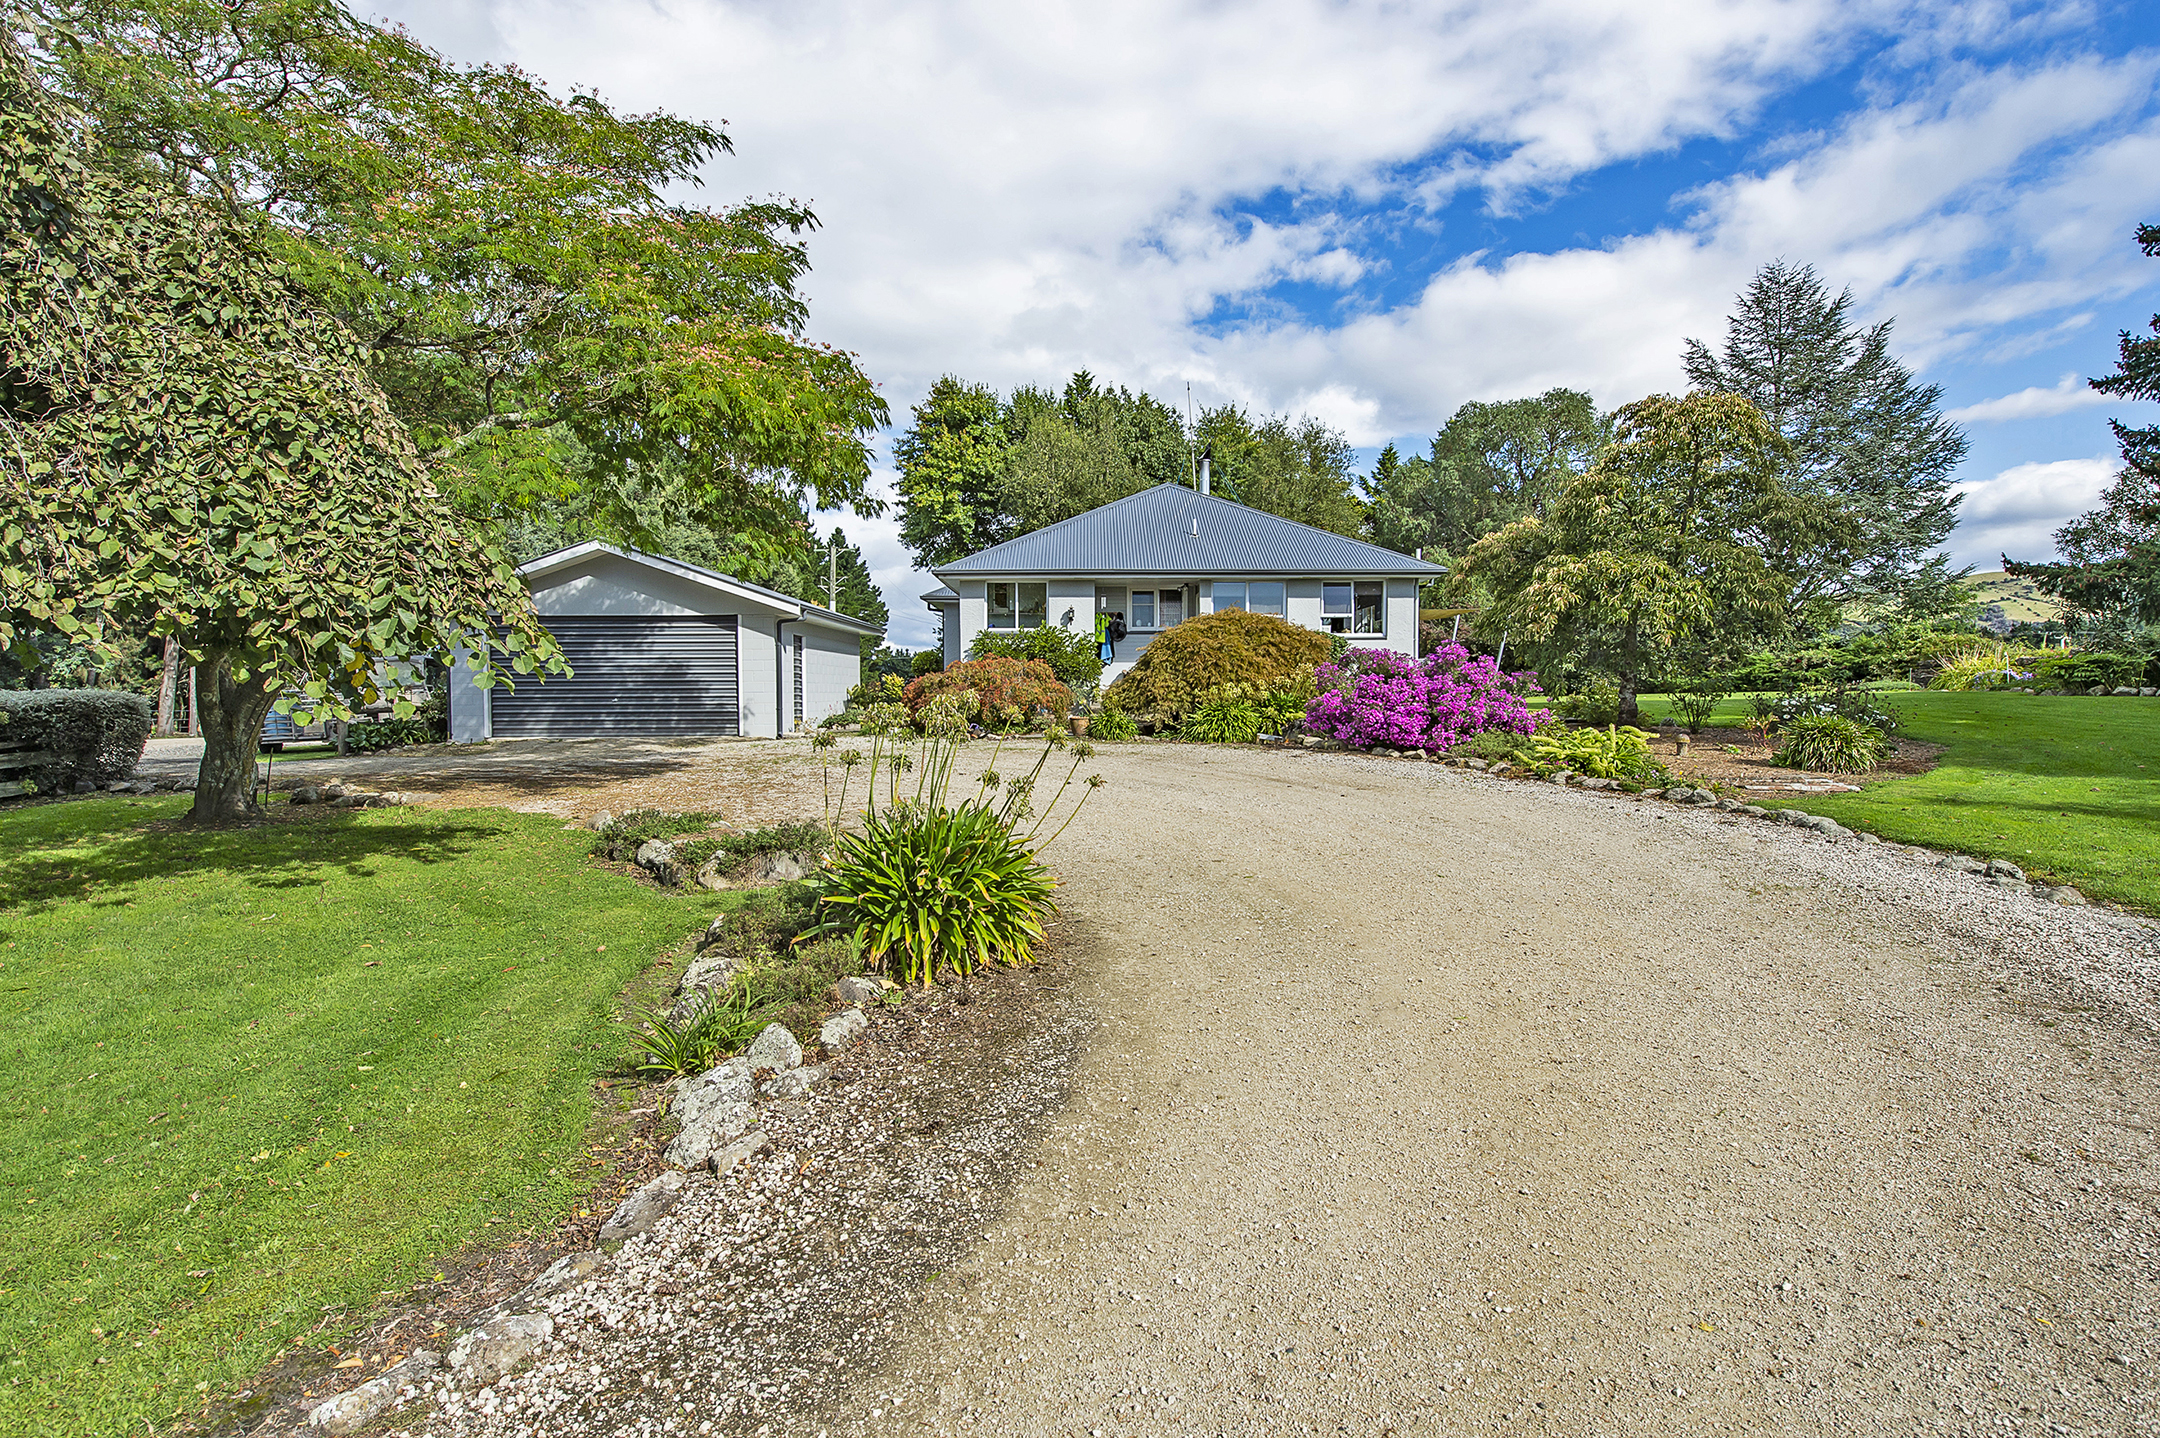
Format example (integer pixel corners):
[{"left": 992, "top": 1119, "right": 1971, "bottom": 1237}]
[
  {"left": 927, "top": 483, "right": 1442, "bottom": 677},
  {"left": 447, "top": 542, "right": 883, "bottom": 740}
]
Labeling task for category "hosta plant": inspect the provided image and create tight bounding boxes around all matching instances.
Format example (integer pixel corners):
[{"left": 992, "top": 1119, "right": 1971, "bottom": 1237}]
[
  {"left": 1529, "top": 724, "right": 1668, "bottom": 783},
  {"left": 1771, "top": 714, "right": 1887, "bottom": 773}
]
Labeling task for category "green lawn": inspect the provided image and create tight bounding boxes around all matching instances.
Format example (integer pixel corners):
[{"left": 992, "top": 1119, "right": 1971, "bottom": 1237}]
[
  {"left": 1732, "top": 693, "right": 2157, "bottom": 911},
  {"left": 0, "top": 798, "right": 715, "bottom": 1436}
]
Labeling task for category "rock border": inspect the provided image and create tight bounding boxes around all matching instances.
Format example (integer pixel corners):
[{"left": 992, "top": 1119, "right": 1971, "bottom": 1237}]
[{"left": 1319, "top": 743, "right": 2101, "bottom": 910}]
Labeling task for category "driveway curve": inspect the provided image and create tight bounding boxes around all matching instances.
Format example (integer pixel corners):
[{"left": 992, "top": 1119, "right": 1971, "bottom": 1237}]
[{"left": 383, "top": 742, "right": 2160, "bottom": 1437}]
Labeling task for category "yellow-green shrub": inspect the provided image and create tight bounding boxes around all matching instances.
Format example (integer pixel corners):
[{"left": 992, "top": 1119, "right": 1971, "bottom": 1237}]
[{"left": 1103, "top": 610, "right": 1331, "bottom": 720}]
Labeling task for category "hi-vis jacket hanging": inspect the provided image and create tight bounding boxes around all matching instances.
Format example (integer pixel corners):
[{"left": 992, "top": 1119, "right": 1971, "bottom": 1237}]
[{"left": 1095, "top": 611, "right": 1126, "bottom": 663}]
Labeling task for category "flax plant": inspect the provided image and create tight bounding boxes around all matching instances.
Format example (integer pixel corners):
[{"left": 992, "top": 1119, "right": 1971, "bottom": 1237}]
[{"left": 805, "top": 698, "right": 1104, "bottom": 988}]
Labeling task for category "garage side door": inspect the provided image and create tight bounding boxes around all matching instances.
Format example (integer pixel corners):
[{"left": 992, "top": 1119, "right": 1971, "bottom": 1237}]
[{"left": 490, "top": 616, "right": 739, "bottom": 737}]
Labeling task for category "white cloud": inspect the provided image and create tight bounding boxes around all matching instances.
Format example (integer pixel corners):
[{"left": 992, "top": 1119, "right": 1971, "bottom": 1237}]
[
  {"left": 1946, "top": 454, "right": 2115, "bottom": 569},
  {"left": 367, "top": 0, "right": 2160, "bottom": 622},
  {"left": 1946, "top": 373, "right": 2119, "bottom": 423}
]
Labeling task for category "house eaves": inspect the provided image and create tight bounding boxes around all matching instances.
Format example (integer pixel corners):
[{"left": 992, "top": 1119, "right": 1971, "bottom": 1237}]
[{"left": 517, "top": 541, "right": 886, "bottom": 636}]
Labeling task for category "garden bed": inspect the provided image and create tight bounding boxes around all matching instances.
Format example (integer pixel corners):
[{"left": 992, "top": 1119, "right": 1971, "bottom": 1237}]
[{"left": 1659, "top": 724, "right": 1945, "bottom": 792}]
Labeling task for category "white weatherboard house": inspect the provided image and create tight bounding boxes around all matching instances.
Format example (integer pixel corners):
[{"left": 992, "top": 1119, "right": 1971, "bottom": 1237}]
[
  {"left": 922, "top": 483, "right": 1444, "bottom": 680},
  {"left": 447, "top": 542, "right": 882, "bottom": 741}
]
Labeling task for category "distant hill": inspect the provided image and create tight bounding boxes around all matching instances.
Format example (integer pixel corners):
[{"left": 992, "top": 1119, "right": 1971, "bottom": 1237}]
[{"left": 1963, "top": 570, "right": 2064, "bottom": 631}]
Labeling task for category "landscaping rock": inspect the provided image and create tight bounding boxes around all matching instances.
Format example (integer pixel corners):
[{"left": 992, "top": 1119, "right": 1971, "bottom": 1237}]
[
  {"left": 1985, "top": 859, "right": 2027, "bottom": 881},
  {"left": 674, "top": 1057, "right": 755, "bottom": 1131},
  {"left": 2113, "top": 686, "right": 2139, "bottom": 696},
  {"left": 324, "top": 783, "right": 346, "bottom": 799},
  {"left": 835, "top": 975, "right": 884, "bottom": 1006},
  {"left": 128, "top": 779, "right": 156, "bottom": 795},
  {"left": 1637, "top": 787, "right": 1663, "bottom": 800},
  {"left": 1713, "top": 798, "right": 1739, "bottom": 811},
  {"left": 2142, "top": 687, "right": 2158, "bottom": 697},
  {"left": 677, "top": 950, "right": 738, "bottom": 1000},
  {"left": 505, "top": 1250, "right": 609, "bottom": 1311},
  {"left": 665, "top": 1099, "right": 757, "bottom": 1170},
  {"left": 291, "top": 785, "right": 321, "bottom": 805},
  {"left": 766, "top": 1064, "right": 826, "bottom": 1100},
  {"left": 820, "top": 1007, "right": 870, "bottom": 1053},
  {"left": 709, "top": 1128, "right": 773, "bottom": 1177},
  {"left": 1776, "top": 808, "right": 1811, "bottom": 827},
  {"left": 1937, "top": 854, "right": 1986, "bottom": 874},
  {"left": 1985, "top": 873, "right": 2025, "bottom": 889},
  {"left": 598, "top": 1170, "right": 692, "bottom": 1247},
  {"left": 588, "top": 810, "right": 615, "bottom": 831},
  {"left": 1856, "top": 831, "right": 1881, "bottom": 845},
  {"left": 1740, "top": 805, "right": 1767, "bottom": 818},
  {"left": 1465, "top": 759, "right": 1489, "bottom": 771},
  {"left": 745, "top": 1022, "right": 804, "bottom": 1072},
  {"left": 307, "top": 1365, "right": 415, "bottom": 1434},
  {"left": 1487, "top": 762, "right": 1512, "bottom": 777},
  {"left": 73, "top": 779, "right": 97, "bottom": 794},
  {"left": 635, "top": 838, "right": 683, "bottom": 886},
  {"left": 446, "top": 1313, "right": 552, "bottom": 1388},
  {"left": 1579, "top": 777, "right": 1613, "bottom": 791},
  {"left": 2048, "top": 885, "right": 2088, "bottom": 906},
  {"left": 1547, "top": 770, "right": 1571, "bottom": 785}
]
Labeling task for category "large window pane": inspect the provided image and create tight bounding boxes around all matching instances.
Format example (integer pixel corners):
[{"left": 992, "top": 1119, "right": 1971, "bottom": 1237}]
[
  {"left": 1354, "top": 581, "right": 1384, "bottom": 635},
  {"left": 1249, "top": 581, "right": 1285, "bottom": 616},
  {"left": 1159, "top": 588, "right": 1185, "bottom": 626},
  {"left": 1130, "top": 589, "right": 1156, "bottom": 628},
  {"left": 1018, "top": 582, "right": 1047, "bottom": 629},
  {"left": 1213, "top": 582, "right": 1247, "bottom": 612},
  {"left": 1321, "top": 582, "right": 1352, "bottom": 616},
  {"left": 988, "top": 582, "right": 1016, "bottom": 629}
]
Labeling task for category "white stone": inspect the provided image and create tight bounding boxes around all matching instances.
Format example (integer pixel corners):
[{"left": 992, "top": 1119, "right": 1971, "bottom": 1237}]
[
  {"left": 820, "top": 1008, "right": 870, "bottom": 1053},
  {"left": 744, "top": 1022, "right": 803, "bottom": 1071},
  {"left": 446, "top": 1313, "right": 552, "bottom": 1387}
]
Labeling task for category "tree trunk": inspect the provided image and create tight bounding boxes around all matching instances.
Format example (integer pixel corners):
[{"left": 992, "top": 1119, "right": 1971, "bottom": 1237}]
[
  {"left": 154, "top": 640, "right": 182, "bottom": 735},
  {"left": 1617, "top": 620, "right": 1641, "bottom": 727},
  {"left": 189, "top": 656, "right": 277, "bottom": 821}
]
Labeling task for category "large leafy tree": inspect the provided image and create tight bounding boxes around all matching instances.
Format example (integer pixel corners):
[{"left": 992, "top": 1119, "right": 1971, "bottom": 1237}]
[
  {"left": 1366, "top": 388, "right": 1605, "bottom": 562},
  {"left": 17, "top": 0, "right": 888, "bottom": 557},
  {"left": 1452, "top": 393, "right": 1835, "bottom": 723},
  {"left": 1192, "top": 406, "right": 1364, "bottom": 537},
  {"left": 1, "top": 34, "right": 555, "bottom": 818},
  {"left": 2006, "top": 224, "right": 2160, "bottom": 626},
  {"left": 892, "top": 372, "right": 1191, "bottom": 568},
  {"left": 1684, "top": 261, "right": 1967, "bottom": 623}
]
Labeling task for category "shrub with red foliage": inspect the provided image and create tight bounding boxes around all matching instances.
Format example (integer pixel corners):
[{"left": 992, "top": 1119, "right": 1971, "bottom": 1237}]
[{"left": 903, "top": 656, "right": 1074, "bottom": 729}]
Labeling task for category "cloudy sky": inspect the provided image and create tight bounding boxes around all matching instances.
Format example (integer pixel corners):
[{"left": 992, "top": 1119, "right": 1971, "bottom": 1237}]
[{"left": 371, "top": 0, "right": 2160, "bottom": 648}]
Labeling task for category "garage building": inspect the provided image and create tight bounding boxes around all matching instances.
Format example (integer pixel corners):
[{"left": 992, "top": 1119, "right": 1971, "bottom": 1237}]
[{"left": 447, "top": 543, "right": 880, "bottom": 741}]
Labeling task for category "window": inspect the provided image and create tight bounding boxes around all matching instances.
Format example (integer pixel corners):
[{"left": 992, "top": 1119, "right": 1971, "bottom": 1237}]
[
  {"left": 1213, "top": 581, "right": 1246, "bottom": 612},
  {"left": 1157, "top": 588, "right": 1184, "bottom": 627},
  {"left": 988, "top": 581, "right": 1047, "bottom": 630},
  {"left": 1249, "top": 581, "right": 1285, "bottom": 616},
  {"left": 1130, "top": 589, "right": 1155, "bottom": 628},
  {"left": 1322, "top": 580, "right": 1385, "bottom": 635}
]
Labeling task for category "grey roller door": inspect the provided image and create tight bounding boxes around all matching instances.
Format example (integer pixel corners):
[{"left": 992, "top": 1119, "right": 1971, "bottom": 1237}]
[{"left": 491, "top": 616, "right": 739, "bottom": 737}]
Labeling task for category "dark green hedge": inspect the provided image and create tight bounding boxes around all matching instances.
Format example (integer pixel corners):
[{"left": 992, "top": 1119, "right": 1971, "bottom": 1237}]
[{"left": 0, "top": 689, "right": 153, "bottom": 789}]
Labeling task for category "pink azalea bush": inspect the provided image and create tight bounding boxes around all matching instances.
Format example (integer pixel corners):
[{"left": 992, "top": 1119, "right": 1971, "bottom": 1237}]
[{"left": 1303, "top": 644, "right": 1545, "bottom": 752}]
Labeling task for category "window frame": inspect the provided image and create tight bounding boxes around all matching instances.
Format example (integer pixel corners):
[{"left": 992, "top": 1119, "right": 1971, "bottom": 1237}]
[
  {"left": 1321, "top": 579, "right": 1387, "bottom": 636},
  {"left": 986, "top": 580, "right": 1049, "bottom": 631}
]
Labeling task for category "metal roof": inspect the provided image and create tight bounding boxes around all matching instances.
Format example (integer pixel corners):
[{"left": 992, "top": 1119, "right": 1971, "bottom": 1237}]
[
  {"left": 920, "top": 584, "right": 959, "bottom": 604},
  {"left": 518, "top": 541, "right": 886, "bottom": 636},
  {"left": 932, "top": 484, "right": 1444, "bottom": 580}
]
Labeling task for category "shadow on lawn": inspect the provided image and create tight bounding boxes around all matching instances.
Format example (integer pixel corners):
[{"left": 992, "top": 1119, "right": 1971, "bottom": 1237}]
[{"left": 0, "top": 807, "right": 518, "bottom": 920}]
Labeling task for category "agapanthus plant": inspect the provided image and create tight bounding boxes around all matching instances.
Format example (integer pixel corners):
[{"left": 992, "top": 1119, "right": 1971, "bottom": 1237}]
[{"left": 1304, "top": 644, "right": 1545, "bottom": 752}]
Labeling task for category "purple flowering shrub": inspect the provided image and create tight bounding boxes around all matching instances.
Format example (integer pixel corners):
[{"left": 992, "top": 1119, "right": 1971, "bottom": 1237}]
[{"left": 1304, "top": 644, "right": 1545, "bottom": 752}]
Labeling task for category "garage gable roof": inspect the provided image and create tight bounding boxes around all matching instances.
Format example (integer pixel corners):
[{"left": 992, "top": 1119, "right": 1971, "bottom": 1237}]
[
  {"left": 933, "top": 483, "right": 1444, "bottom": 579},
  {"left": 519, "top": 542, "right": 885, "bottom": 636}
]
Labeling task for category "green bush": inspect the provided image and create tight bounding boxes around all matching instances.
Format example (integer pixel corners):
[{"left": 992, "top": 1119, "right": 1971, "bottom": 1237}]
[
  {"left": 677, "top": 820, "right": 830, "bottom": 877},
  {"left": 1772, "top": 714, "right": 1887, "bottom": 773},
  {"left": 1529, "top": 724, "right": 1668, "bottom": 783},
  {"left": 1445, "top": 729, "right": 1539, "bottom": 763},
  {"left": 1552, "top": 676, "right": 1620, "bottom": 725},
  {"left": 968, "top": 626, "right": 1105, "bottom": 695},
  {"left": 1088, "top": 707, "right": 1138, "bottom": 741},
  {"left": 2033, "top": 649, "right": 2147, "bottom": 691},
  {"left": 0, "top": 688, "right": 152, "bottom": 788},
  {"left": 846, "top": 672, "right": 906, "bottom": 709},
  {"left": 589, "top": 809, "right": 723, "bottom": 863},
  {"left": 904, "top": 656, "right": 1074, "bottom": 729},
  {"left": 810, "top": 801, "right": 1056, "bottom": 987},
  {"left": 1670, "top": 688, "right": 1725, "bottom": 733},
  {"left": 1103, "top": 610, "right": 1332, "bottom": 720},
  {"left": 1180, "top": 689, "right": 1265, "bottom": 743},
  {"left": 910, "top": 649, "right": 944, "bottom": 676}
]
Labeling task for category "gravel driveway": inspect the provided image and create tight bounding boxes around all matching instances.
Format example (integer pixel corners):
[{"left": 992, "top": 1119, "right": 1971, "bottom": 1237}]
[{"left": 388, "top": 742, "right": 2160, "bottom": 1437}]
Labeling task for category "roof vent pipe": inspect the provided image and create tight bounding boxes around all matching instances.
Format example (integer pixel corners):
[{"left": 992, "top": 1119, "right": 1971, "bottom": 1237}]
[{"left": 1198, "top": 446, "right": 1211, "bottom": 496}]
